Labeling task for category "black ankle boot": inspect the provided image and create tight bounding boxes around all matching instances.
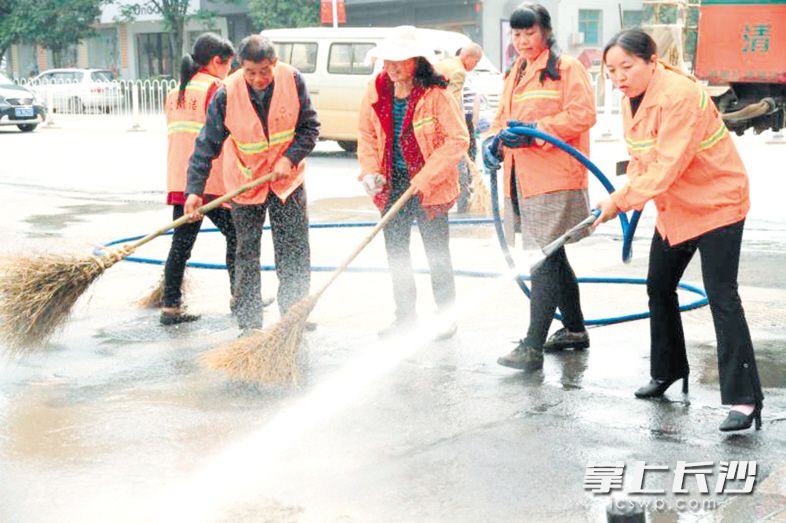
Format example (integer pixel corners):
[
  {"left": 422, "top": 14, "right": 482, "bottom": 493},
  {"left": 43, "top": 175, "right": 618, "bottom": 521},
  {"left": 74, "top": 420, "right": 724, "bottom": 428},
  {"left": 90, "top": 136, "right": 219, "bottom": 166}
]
[
  {"left": 634, "top": 375, "right": 689, "bottom": 398},
  {"left": 719, "top": 406, "right": 762, "bottom": 432}
]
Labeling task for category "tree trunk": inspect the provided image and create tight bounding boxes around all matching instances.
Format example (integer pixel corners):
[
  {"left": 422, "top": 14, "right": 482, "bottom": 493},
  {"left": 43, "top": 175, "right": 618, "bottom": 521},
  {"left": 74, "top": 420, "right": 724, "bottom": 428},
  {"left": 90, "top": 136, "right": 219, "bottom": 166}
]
[{"left": 168, "top": 17, "right": 185, "bottom": 78}]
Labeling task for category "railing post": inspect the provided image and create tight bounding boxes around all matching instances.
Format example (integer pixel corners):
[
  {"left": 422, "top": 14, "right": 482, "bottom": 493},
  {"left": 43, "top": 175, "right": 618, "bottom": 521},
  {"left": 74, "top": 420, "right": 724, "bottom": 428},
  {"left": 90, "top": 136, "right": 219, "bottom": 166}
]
[
  {"left": 45, "top": 88, "right": 56, "bottom": 128},
  {"left": 128, "top": 81, "right": 143, "bottom": 131}
]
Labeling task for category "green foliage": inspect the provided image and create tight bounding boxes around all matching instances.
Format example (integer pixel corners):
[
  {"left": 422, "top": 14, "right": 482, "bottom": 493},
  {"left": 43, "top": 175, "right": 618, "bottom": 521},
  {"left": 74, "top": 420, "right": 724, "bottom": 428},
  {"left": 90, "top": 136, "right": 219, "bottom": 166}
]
[
  {"left": 0, "top": 0, "right": 104, "bottom": 66},
  {"left": 248, "top": 0, "right": 319, "bottom": 30}
]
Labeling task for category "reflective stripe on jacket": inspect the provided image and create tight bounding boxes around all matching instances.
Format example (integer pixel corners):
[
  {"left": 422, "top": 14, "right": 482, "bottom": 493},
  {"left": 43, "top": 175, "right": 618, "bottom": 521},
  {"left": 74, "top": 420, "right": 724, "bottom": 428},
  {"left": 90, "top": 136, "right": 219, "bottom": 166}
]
[
  {"left": 165, "top": 71, "right": 225, "bottom": 196},
  {"left": 222, "top": 64, "right": 304, "bottom": 205},
  {"left": 611, "top": 63, "right": 749, "bottom": 245},
  {"left": 490, "top": 49, "right": 596, "bottom": 199},
  {"left": 357, "top": 72, "right": 469, "bottom": 211}
]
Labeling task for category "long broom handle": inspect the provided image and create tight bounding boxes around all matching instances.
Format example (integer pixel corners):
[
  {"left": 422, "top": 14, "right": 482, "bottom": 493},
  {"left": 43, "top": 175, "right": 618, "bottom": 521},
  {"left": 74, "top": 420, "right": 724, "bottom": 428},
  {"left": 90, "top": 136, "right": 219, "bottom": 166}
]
[
  {"left": 121, "top": 173, "right": 275, "bottom": 253},
  {"left": 313, "top": 185, "right": 418, "bottom": 300}
]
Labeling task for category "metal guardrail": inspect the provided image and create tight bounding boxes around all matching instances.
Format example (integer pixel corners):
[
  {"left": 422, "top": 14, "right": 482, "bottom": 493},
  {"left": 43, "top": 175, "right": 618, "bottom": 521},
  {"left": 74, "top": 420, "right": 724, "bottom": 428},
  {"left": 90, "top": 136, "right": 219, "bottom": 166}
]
[{"left": 14, "top": 78, "right": 178, "bottom": 120}]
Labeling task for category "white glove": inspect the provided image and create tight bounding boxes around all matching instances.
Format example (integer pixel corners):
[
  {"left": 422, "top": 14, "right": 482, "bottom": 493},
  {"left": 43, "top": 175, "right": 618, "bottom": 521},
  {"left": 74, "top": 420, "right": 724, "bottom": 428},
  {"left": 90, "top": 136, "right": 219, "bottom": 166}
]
[{"left": 361, "top": 174, "right": 385, "bottom": 196}]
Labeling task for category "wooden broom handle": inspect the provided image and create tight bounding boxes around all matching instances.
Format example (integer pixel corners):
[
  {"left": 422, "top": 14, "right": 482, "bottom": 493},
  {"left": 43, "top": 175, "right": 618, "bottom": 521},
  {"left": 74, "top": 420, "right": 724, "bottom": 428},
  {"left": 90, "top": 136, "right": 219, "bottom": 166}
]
[
  {"left": 123, "top": 173, "right": 276, "bottom": 253},
  {"left": 314, "top": 185, "right": 418, "bottom": 299}
]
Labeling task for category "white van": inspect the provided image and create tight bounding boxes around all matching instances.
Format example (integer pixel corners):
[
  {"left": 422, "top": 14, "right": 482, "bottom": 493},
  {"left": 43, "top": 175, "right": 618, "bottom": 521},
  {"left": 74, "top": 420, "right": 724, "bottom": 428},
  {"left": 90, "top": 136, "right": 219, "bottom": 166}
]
[{"left": 260, "top": 27, "right": 502, "bottom": 152}]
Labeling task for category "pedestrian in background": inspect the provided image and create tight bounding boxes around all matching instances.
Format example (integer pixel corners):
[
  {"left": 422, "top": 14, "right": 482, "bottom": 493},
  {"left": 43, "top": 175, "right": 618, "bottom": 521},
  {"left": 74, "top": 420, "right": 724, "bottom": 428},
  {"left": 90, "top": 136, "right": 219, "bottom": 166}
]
[
  {"left": 185, "top": 35, "right": 320, "bottom": 335},
  {"left": 485, "top": 4, "right": 596, "bottom": 372},
  {"left": 161, "top": 32, "right": 235, "bottom": 325},
  {"left": 594, "top": 29, "right": 764, "bottom": 432},
  {"left": 358, "top": 26, "right": 469, "bottom": 340},
  {"left": 436, "top": 43, "right": 483, "bottom": 212}
]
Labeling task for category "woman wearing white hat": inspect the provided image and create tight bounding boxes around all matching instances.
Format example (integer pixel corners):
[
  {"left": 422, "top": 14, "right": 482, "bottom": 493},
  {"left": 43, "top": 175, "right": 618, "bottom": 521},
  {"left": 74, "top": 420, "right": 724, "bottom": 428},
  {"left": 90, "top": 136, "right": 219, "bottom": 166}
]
[{"left": 358, "top": 26, "right": 470, "bottom": 340}]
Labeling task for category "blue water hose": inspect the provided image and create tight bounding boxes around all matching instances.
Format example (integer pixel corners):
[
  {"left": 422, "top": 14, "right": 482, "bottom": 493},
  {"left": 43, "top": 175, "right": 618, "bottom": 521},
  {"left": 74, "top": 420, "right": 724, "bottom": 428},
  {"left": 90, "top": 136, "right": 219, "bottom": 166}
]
[
  {"left": 487, "top": 125, "right": 707, "bottom": 324},
  {"left": 96, "top": 126, "right": 708, "bottom": 325}
]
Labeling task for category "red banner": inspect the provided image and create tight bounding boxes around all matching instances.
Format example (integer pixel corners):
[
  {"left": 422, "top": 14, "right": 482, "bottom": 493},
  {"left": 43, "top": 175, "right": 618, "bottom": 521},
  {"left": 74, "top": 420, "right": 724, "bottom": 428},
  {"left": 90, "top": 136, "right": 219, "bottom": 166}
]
[{"left": 320, "top": 0, "right": 347, "bottom": 25}]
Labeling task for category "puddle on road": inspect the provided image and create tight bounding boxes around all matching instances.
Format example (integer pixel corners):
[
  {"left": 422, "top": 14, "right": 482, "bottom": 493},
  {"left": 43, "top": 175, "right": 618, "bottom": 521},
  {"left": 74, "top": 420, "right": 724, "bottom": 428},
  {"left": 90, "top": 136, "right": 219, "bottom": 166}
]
[
  {"left": 696, "top": 338, "right": 786, "bottom": 389},
  {"left": 24, "top": 200, "right": 162, "bottom": 237}
]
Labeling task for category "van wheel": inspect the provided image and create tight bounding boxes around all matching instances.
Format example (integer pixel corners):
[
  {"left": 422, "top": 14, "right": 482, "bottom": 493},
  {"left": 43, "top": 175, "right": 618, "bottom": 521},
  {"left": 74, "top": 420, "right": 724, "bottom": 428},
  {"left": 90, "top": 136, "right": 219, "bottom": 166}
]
[
  {"left": 337, "top": 140, "right": 357, "bottom": 153},
  {"left": 17, "top": 124, "right": 38, "bottom": 132}
]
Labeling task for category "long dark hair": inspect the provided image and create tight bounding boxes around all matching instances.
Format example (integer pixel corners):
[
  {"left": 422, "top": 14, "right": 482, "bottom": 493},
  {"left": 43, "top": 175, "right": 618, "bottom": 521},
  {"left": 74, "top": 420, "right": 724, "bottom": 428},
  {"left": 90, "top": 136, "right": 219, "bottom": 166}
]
[
  {"left": 603, "top": 29, "right": 658, "bottom": 63},
  {"left": 510, "top": 3, "right": 560, "bottom": 82},
  {"left": 413, "top": 57, "right": 448, "bottom": 89},
  {"left": 178, "top": 32, "right": 234, "bottom": 107}
]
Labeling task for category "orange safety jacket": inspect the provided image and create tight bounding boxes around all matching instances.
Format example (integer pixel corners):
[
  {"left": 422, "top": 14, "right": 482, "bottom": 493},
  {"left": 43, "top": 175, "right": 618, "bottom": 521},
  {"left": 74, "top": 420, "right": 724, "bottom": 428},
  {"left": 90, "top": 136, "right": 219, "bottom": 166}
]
[
  {"left": 165, "top": 71, "right": 226, "bottom": 198},
  {"left": 222, "top": 64, "right": 304, "bottom": 205},
  {"left": 611, "top": 62, "right": 750, "bottom": 245},
  {"left": 358, "top": 72, "right": 469, "bottom": 211},
  {"left": 490, "top": 49, "right": 596, "bottom": 198}
]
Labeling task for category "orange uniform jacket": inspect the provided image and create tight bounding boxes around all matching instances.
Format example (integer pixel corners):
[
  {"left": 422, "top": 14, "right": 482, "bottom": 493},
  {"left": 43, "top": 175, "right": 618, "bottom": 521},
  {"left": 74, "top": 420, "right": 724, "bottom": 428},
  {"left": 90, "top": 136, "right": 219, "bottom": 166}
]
[
  {"left": 222, "top": 64, "right": 305, "bottom": 205},
  {"left": 491, "top": 49, "right": 596, "bottom": 198},
  {"left": 165, "top": 71, "right": 226, "bottom": 197},
  {"left": 611, "top": 63, "right": 750, "bottom": 245},
  {"left": 357, "top": 75, "right": 469, "bottom": 209}
]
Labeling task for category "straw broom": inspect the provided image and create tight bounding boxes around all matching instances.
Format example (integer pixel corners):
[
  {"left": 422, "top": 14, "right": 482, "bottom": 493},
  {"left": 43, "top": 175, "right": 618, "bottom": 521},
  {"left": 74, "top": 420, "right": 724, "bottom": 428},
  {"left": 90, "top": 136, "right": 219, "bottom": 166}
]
[
  {"left": 137, "top": 272, "right": 193, "bottom": 309},
  {"left": 0, "top": 173, "right": 276, "bottom": 354},
  {"left": 465, "top": 154, "right": 491, "bottom": 216},
  {"left": 199, "top": 185, "right": 419, "bottom": 386}
]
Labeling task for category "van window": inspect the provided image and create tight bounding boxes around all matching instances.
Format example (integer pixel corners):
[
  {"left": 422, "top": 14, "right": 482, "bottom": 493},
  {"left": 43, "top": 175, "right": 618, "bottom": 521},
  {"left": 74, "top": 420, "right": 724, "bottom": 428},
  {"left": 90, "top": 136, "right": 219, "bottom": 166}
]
[
  {"left": 328, "top": 43, "right": 374, "bottom": 75},
  {"left": 275, "top": 42, "right": 317, "bottom": 74}
]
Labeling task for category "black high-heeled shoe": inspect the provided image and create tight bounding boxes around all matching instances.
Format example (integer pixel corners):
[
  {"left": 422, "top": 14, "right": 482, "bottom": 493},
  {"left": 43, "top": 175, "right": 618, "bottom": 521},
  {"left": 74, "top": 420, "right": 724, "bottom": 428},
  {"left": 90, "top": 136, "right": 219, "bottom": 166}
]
[
  {"left": 634, "top": 375, "right": 689, "bottom": 398},
  {"left": 719, "top": 406, "right": 762, "bottom": 432}
]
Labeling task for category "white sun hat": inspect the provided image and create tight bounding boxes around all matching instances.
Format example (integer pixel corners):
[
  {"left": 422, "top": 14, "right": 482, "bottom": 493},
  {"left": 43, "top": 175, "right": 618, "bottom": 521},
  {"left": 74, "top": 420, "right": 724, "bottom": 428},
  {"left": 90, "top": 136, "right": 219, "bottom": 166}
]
[{"left": 365, "top": 25, "right": 437, "bottom": 64}]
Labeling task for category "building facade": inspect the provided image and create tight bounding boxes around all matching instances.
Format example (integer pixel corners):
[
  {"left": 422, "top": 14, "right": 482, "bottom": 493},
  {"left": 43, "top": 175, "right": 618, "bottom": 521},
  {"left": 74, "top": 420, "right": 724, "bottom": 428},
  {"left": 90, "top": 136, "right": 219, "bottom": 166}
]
[
  {"left": 345, "top": 0, "right": 644, "bottom": 71},
  {"left": 5, "top": 0, "right": 255, "bottom": 80}
]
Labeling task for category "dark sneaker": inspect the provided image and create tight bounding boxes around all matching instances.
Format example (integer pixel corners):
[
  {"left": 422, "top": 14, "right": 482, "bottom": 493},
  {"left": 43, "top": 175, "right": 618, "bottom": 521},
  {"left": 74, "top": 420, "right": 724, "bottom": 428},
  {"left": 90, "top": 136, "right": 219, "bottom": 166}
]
[
  {"left": 160, "top": 308, "right": 201, "bottom": 326},
  {"left": 543, "top": 327, "right": 589, "bottom": 352},
  {"left": 497, "top": 341, "right": 544, "bottom": 370},
  {"left": 378, "top": 316, "right": 416, "bottom": 339}
]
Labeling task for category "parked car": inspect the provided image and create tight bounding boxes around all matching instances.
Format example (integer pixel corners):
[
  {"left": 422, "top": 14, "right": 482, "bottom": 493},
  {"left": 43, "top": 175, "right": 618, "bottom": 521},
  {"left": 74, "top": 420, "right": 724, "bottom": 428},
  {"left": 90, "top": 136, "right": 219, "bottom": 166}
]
[
  {"left": 0, "top": 72, "right": 46, "bottom": 132},
  {"left": 30, "top": 68, "right": 121, "bottom": 113},
  {"left": 261, "top": 27, "right": 503, "bottom": 152}
]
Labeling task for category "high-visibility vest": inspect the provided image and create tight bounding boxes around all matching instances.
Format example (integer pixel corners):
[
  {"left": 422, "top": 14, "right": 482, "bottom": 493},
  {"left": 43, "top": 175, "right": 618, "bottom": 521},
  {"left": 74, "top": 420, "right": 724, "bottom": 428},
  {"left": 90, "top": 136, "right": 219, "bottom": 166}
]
[
  {"left": 165, "top": 71, "right": 225, "bottom": 196},
  {"left": 222, "top": 64, "right": 304, "bottom": 205}
]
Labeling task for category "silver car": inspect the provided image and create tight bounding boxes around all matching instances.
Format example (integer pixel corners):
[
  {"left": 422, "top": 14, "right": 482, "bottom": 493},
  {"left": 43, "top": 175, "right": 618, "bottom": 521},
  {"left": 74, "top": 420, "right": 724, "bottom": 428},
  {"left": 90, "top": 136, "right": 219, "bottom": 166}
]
[
  {"left": 0, "top": 72, "right": 46, "bottom": 132},
  {"left": 30, "top": 68, "right": 121, "bottom": 113}
]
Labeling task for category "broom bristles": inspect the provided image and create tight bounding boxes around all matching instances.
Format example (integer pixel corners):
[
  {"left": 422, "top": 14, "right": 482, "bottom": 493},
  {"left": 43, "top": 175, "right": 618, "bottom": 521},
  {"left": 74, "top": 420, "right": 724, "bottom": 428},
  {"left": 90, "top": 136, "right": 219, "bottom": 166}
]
[
  {"left": 0, "top": 252, "right": 122, "bottom": 353},
  {"left": 199, "top": 295, "right": 317, "bottom": 385},
  {"left": 467, "top": 168, "right": 491, "bottom": 216},
  {"left": 137, "top": 271, "right": 191, "bottom": 309}
]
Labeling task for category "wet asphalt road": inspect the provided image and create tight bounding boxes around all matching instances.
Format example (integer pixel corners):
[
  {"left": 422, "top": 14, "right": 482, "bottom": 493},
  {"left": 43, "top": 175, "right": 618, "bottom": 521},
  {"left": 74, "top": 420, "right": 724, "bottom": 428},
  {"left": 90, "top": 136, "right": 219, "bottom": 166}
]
[{"left": 0, "top": 117, "right": 784, "bottom": 522}]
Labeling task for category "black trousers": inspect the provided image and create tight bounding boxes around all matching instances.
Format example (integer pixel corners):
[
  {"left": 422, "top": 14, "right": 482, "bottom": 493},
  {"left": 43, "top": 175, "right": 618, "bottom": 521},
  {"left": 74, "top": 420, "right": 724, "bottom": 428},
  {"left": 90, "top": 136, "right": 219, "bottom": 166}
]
[
  {"left": 231, "top": 185, "right": 310, "bottom": 329},
  {"left": 647, "top": 220, "right": 763, "bottom": 406},
  {"left": 382, "top": 197, "right": 456, "bottom": 320},
  {"left": 163, "top": 204, "right": 236, "bottom": 308},
  {"left": 524, "top": 246, "right": 585, "bottom": 347}
]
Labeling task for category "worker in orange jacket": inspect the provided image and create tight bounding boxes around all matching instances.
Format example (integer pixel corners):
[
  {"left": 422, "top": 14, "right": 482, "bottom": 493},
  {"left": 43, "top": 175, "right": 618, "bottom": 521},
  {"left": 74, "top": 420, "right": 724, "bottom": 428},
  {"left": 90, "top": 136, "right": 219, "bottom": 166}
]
[
  {"left": 184, "top": 35, "right": 320, "bottom": 334},
  {"left": 358, "top": 26, "right": 469, "bottom": 340},
  {"left": 594, "top": 29, "right": 764, "bottom": 432},
  {"left": 161, "top": 33, "right": 235, "bottom": 326},
  {"left": 484, "top": 4, "right": 596, "bottom": 372}
]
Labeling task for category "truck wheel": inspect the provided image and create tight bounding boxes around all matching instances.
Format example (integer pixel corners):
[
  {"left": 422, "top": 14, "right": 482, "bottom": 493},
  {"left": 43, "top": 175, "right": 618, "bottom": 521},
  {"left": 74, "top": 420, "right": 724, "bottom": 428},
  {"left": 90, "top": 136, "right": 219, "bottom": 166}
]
[
  {"left": 17, "top": 124, "right": 38, "bottom": 132},
  {"left": 337, "top": 140, "right": 357, "bottom": 153}
]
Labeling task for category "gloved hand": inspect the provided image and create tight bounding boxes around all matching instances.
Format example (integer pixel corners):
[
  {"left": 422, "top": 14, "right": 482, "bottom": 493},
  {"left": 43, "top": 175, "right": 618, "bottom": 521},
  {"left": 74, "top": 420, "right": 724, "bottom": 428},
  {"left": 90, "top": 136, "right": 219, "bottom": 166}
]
[
  {"left": 361, "top": 174, "right": 385, "bottom": 196},
  {"left": 482, "top": 135, "right": 503, "bottom": 171},
  {"left": 499, "top": 120, "right": 537, "bottom": 148}
]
